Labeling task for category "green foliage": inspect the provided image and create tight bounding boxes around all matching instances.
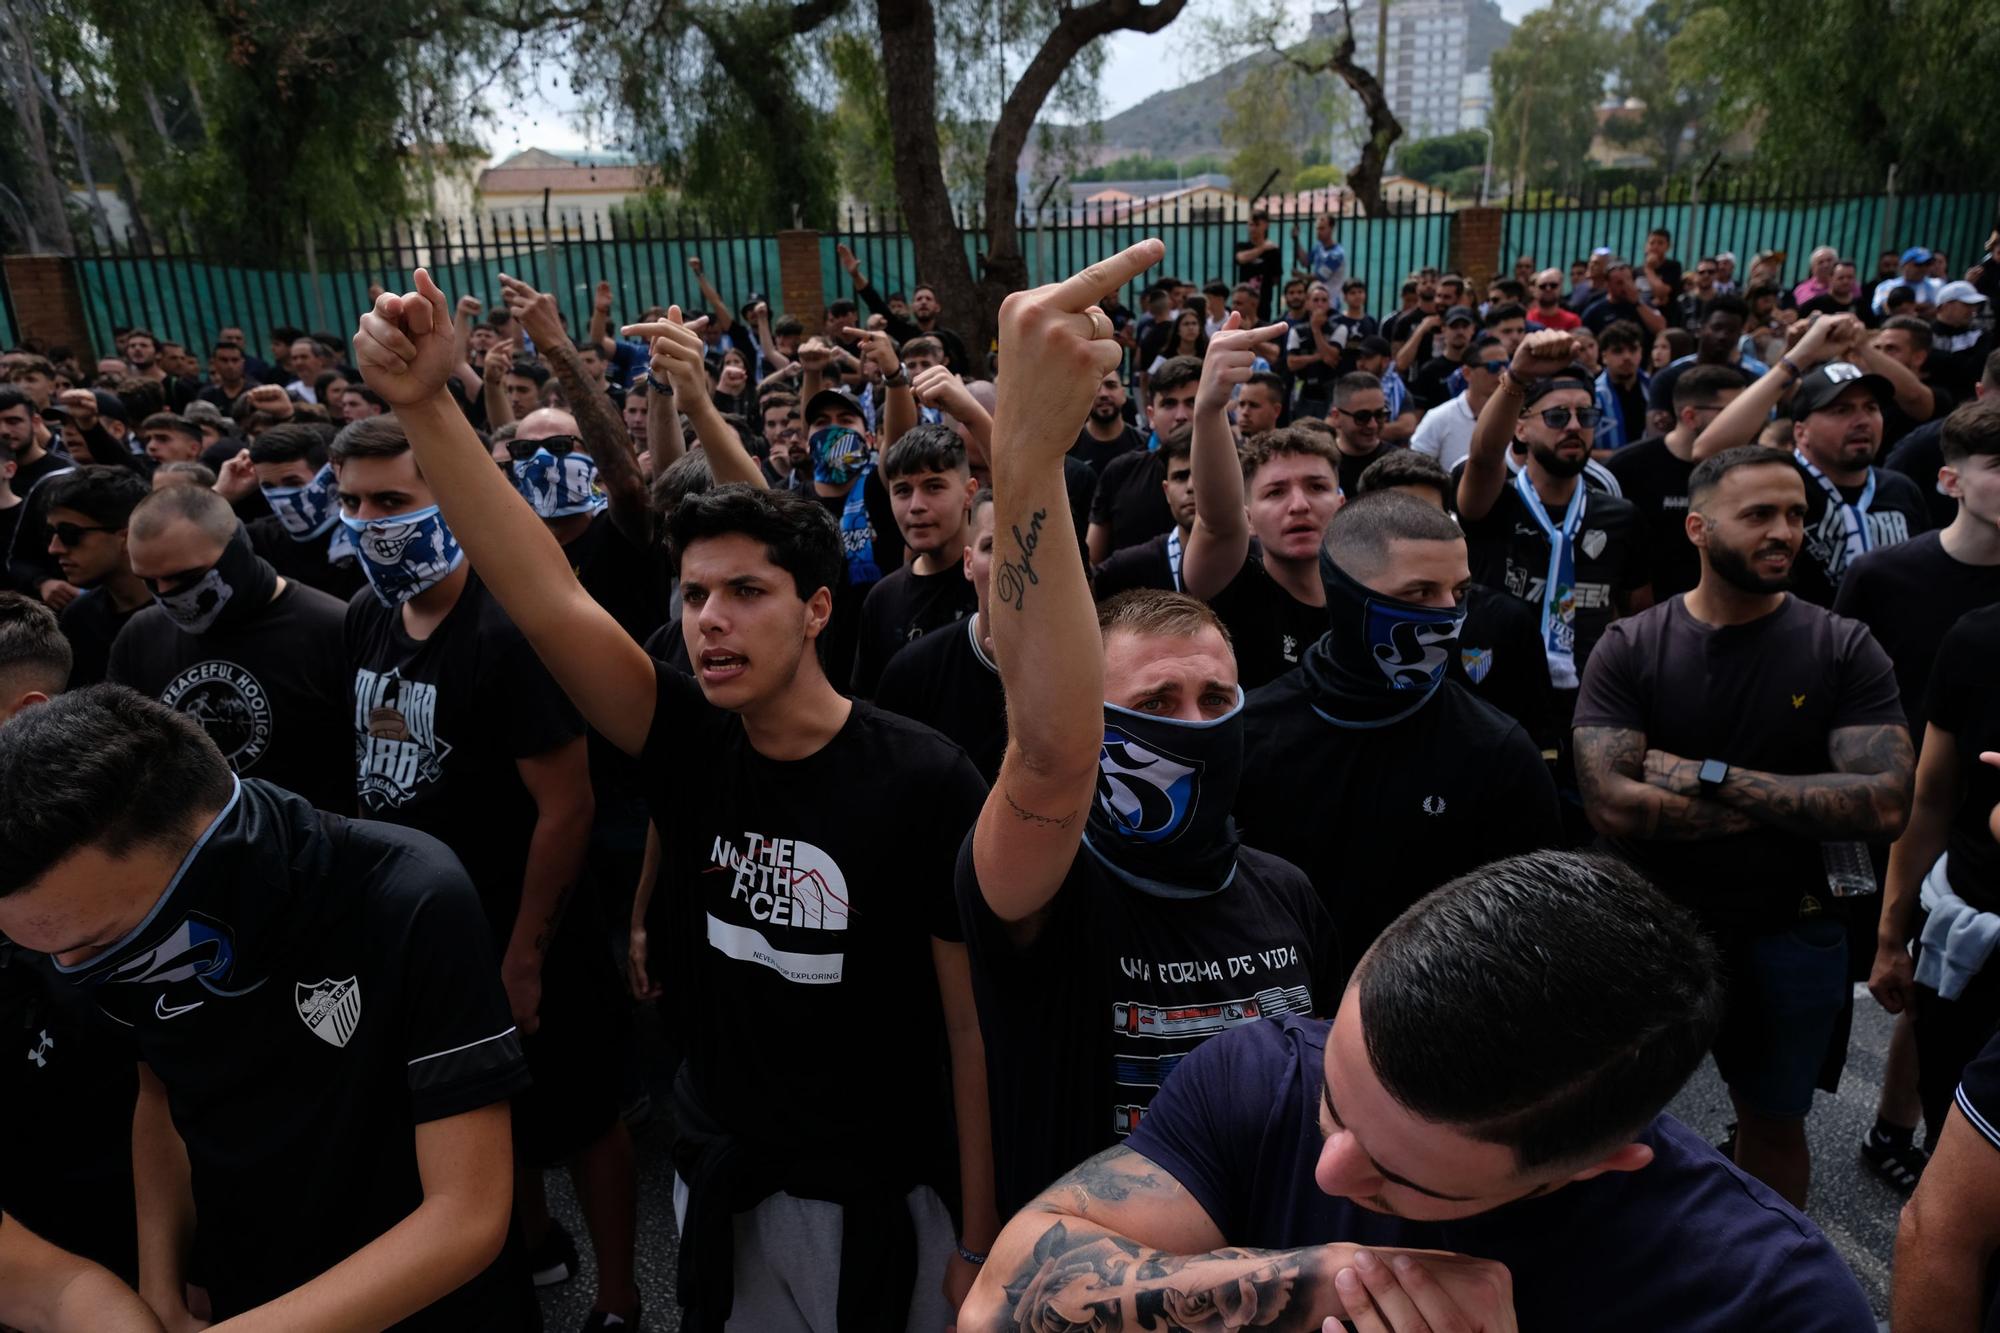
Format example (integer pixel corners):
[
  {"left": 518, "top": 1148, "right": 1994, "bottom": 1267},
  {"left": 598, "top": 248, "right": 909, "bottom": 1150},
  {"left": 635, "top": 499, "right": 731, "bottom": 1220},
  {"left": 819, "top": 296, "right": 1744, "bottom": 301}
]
[
  {"left": 1489, "top": 0, "right": 1619, "bottom": 192},
  {"left": 828, "top": 31, "right": 899, "bottom": 210},
  {"left": 1397, "top": 131, "right": 1489, "bottom": 185},
  {"left": 1180, "top": 153, "right": 1230, "bottom": 177},
  {"left": 1433, "top": 165, "right": 1489, "bottom": 200},
  {"left": 1601, "top": 0, "right": 1728, "bottom": 180},
  {"left": 1073, "top": 153, "right": 1185, "bottom": 182},
  {"left": 1222, "top": 68, "right": 1302, "bottom": 197},
  {"left": 1681, "top": 0, "right": 2000, "bottom": 183},
  {"left": 1293, "top": 163, "right": 1343, "bottom": 191}
]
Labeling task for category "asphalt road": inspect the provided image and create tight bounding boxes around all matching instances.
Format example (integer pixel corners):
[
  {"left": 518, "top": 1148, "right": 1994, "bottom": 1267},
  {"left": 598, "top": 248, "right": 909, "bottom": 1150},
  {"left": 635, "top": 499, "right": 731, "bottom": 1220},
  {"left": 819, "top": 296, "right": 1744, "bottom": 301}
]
[{"left": 538, "top": 990, "right": 1908, "bottom": 1331}]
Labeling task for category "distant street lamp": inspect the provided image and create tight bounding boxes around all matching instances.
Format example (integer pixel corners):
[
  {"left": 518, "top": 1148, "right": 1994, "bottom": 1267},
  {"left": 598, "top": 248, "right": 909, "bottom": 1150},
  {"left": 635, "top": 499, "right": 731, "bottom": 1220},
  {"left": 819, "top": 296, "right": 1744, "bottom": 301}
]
[{"left": 1470, "top": 125, "right": 1494, "bottom": 204}]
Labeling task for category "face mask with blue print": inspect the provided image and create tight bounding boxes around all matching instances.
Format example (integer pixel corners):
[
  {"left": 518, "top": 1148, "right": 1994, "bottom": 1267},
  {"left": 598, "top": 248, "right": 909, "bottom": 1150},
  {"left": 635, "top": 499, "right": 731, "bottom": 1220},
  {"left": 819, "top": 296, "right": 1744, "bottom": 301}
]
[
  {"left": 510, "top": 448, "right": 608, "bottom": 519},
  {"left": 1081, "top": 691, "right": 1245, "bottom": 897},
  {"left": 341, "top": 505, "right": 465, "bottom": 607},
  {"left": 261, "top": 461, "right": 341, "bottom": 541},
  {"left": 810, "top": 425, "right": 871, "bottom": 486}
]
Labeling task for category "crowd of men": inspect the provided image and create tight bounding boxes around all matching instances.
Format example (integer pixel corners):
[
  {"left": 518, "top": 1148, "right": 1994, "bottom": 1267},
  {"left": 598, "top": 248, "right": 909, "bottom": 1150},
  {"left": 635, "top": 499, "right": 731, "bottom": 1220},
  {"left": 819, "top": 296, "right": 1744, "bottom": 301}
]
[{"left": 1, "top": 217, "right": 1999, "bottom": 1332}]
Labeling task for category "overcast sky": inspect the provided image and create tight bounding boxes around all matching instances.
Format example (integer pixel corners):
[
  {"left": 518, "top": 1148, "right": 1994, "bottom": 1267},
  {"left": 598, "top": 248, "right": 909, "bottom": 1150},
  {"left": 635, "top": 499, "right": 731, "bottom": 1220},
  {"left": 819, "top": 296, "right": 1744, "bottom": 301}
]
[{"left": 489, "top": 0, "right": 1544, "bottom": 159}]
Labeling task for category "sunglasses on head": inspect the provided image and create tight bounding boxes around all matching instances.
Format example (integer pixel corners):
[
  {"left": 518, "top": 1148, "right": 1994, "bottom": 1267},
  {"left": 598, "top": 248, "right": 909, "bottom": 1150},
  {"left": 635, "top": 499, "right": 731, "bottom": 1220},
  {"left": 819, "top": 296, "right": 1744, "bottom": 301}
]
[
  {"left": 50, "top": 521, "right": 111, "bottom": 547},
  {"left": 1338, "top": 408, "right": 1389, "bottom": 425},
  {"left": 505, "top": 433, "right": 581, "bottom": 461},
  {"left": 1532, "top": 406, "right": 1604, "bottom": 429}
]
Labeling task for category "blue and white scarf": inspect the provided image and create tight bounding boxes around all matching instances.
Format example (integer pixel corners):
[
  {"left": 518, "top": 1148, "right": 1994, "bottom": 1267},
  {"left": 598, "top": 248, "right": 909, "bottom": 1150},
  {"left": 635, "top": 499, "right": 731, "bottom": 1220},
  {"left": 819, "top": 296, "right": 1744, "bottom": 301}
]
[{"left": 1514, "top": 469, "right": 1586, "bottom": 689}]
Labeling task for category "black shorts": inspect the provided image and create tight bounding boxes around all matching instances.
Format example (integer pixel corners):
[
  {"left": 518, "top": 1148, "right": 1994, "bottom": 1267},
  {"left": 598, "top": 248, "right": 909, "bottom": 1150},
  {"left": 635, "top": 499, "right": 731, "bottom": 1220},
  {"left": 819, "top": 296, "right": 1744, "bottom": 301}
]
[{"left": 512, "top": 894, "right": 628, "bottom": 1167}]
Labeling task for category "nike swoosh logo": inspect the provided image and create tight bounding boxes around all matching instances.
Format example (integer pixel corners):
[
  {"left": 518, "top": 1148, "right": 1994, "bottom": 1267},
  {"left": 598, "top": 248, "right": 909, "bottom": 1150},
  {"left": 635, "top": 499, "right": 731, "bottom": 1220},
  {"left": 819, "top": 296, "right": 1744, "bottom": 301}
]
[{"left": 155, "top": 995, "right": 204, "bottom": 1020}]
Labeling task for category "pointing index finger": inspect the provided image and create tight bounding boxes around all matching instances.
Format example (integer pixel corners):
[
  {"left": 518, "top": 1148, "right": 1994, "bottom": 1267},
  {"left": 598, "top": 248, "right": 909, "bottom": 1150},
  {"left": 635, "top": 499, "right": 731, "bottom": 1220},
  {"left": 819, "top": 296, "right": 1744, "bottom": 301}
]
[{"left": 1050, "top": 239, "right": 1164, "bottom": 312}]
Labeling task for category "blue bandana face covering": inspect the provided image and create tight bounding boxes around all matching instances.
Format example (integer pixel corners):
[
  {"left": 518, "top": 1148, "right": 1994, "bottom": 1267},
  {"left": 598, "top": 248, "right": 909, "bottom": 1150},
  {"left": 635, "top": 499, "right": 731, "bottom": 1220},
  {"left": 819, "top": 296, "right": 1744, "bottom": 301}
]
[
  {"left": 810, "top": 425, "right": 871, "bottom": 486},
  {"left": 511, "top": 448, "right": 608, "bottom": 519},
  {"left": 1082, "top": 692, "right": 1246, "bottom": 897},
  {"left": 1304, "top": 552, "right": 1467, "bottom": 728},
  {"left": 340, "top": 505, "right": 465, "bottom": 607},
  {"left": 261, "top": 462, "right": 341, "bottom": 541}
]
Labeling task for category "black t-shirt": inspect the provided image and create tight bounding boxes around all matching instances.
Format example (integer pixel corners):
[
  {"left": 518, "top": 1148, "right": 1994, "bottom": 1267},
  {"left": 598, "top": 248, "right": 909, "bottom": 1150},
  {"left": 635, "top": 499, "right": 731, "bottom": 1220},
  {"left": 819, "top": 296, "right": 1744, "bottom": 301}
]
[
  {"left": 849, "top": 559, "right": 978, "bottom": 698},
  {"left": 639, "top": 667, "right": 986, "bottom": 1174},
  {"left": 1460, "top": 483, "right": 1651, "bottom": 681},
  {"left": 1605, "top": 374, "right": 1650, "bottom": 446},
  {"left": 957, "top": 836, "right": 1330, "bottom": 1215},
  {"left": 1239, "top": 670, "right": 1561, "bottom": 963},
  {"left": 1883, "top": 418, "right": 1957, "bottom": 531},
  {"left": 1791, "top": 460, "right": 1931, "bottom": 607},
  {"left": 565, "top": 511, "right": 667, "bottom": 647},
  {"left": 1335, "top": 442, "right": 1401, "bottom": 498},
  {"left": 1204, "top": 552, "right": 1328, "bottom": 689},
  {"left": 1928, "top": 605, "right": 2000, "bottom": 909},
  {"left": 345, "top": 574, "right": 584, "bottom": 933},
  {"left": 1071, "top": 424, "right": 1145, "bottom": 475},
  {"left": 874, "top": 615, "right": 1006, "bottom": 781},
  {"left": 109, "top": 583, "right": 353, "bottom": 815},
  {"left": 62, "top": 781, "right": 532, "bottom": 1326},
  {"left": 1236, "top": 241, "right": 1284, "bottom": 320},
  {"left": 1090, "top": 448, "right": 1174, "bottom": 553},
  {"left": 1062, "top": 453, "right": 1097, "bottom": 551},
  {"left": 1092, "top": 531, "right": 1177, "bottom": 601},
  {"left": 1128, "top": 1017, "right": 1875, "bottom": 1331},
  {"left": 1453, "top": 583, "right": 1558, "bottom": 748},
  {"left": 1581, "top": 296, "right": 1649, "bottom": 334},
  {"left": 1833, "top": 532, "right": 2000, "bottom": 734},
  {"left": 245, "top": 514, "right": 366, "bottom": 602},
  {"left": 813, "top": 469, "right": 905, "bottom": 690},
  {"left": 1606, "top": 435, "right": 1700, "bottom": 598},
  {"left": 1954, "top": 1027, "right": 2000, "bottom": 1161},
  {"left": 0, "top": 500, "right": 20, "bottom": 593},
  {"left": 57, "top": 587, "right": 144, "bottom": 688},
  {"left": 1573, "top": 595, "right": 1906, "bottom": 930},
  {"left": 1287, "top": 319, "right": 1357, "bottom": 400},
  {"left": 1883, "top": 383, "right": 1953, "bottom": 453},
  {"left": 1410, "top": 354, "right": 1463, "bottom": 412}
]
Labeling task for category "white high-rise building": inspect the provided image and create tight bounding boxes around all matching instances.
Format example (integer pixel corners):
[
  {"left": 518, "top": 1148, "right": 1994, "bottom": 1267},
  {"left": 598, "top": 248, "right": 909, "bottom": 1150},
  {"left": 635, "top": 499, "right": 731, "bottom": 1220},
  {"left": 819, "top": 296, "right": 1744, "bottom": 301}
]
[{"left": 1337, "top": 0, "right": 1512, "bottom": 155}]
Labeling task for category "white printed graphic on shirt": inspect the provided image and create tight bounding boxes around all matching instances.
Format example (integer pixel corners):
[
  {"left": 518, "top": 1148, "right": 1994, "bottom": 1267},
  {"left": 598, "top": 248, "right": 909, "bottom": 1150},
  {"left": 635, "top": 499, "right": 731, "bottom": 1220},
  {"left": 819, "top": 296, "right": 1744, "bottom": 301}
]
[
  {"left": 353, "top": 668, "right": 450, "bottom": 811},
  {"left": 704, "top": 833, "right": 851, "bottom": 984},
  {"left": 161, "top": 661, "right": 272, "bottom": 771}
]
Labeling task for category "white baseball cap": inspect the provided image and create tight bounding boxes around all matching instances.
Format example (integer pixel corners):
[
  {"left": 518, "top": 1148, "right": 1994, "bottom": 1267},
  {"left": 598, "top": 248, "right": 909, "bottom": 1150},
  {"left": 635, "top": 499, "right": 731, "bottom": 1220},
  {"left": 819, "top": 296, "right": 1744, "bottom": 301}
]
[{"left": 1936, "top": 280, "right": 1988, "bottom": 307}]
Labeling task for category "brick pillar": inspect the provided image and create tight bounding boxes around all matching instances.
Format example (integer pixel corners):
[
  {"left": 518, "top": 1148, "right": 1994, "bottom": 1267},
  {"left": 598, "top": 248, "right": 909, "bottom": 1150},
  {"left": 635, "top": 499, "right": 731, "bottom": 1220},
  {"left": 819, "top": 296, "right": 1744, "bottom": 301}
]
[
  {"left": 3, "top": 255, "right": 95, "bottom": 360},
  {"left": 1448, "top": 207, "right": 1504, "bottom": 291},
  {"left": 776, "top": 229, "right": 824, "bottom": 330}
]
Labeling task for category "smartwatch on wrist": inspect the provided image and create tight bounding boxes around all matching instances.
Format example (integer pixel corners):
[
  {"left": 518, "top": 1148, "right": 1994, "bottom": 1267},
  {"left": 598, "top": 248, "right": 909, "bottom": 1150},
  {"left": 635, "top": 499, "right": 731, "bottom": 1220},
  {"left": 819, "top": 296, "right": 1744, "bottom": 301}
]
[{"left": 1698, "top": 758, "right": 1730, "bottom": 791}]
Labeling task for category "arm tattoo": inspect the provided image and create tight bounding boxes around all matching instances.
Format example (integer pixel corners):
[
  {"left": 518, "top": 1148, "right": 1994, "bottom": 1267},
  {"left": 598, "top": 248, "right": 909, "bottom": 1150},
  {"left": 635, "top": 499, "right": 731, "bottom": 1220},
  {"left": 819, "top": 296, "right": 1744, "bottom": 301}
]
[
  {"left": 1004, "top": 788, "right": 1078, "bottom": 830},
  {"left": 1572, "top": 726, "right": 1758, "bottom": 840},
  {"left": 994, "top": 508, "right": 1047, "bottom": 611},
  {"left": 1715, "top": 723, "right": 1914, "bottom": 840},
  {"left": 543, "top": 339, "right": 651, "bottom": 543}
]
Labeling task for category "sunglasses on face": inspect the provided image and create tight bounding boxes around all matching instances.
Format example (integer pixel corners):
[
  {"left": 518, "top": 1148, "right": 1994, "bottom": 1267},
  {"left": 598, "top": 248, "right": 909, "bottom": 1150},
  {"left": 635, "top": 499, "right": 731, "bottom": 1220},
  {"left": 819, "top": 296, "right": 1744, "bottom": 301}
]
[
  {"left": 1476, "top": 360, "right": 1510, "bottom": 374},
  {"left": 505, "top": 433, "right": 580, "bottom": 461},
  {"left": 1536, "top": 281, "right": 1560, "bottom": 290},
  {"left": 1532, "top": 406, "right": 1604, "bottom": 429},
  {"left": 50, "top": 522, "right": 111, "bottom": 547},
  {"left": 1338, "top": 408, "right": 1390, "bottom": 425}
]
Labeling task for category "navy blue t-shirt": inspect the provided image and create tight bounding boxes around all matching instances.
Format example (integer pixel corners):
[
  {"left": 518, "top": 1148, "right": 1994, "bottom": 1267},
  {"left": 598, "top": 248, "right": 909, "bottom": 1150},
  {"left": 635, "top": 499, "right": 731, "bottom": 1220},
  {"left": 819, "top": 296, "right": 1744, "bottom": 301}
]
[{"left": 1127, "top": 1016, "right": 1874, "bottom": 1331}]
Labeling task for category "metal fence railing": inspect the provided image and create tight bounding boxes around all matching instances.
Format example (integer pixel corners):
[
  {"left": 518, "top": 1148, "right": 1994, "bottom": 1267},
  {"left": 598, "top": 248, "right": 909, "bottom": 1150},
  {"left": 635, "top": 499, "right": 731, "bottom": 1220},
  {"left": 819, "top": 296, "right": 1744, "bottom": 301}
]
[{"left": 34, "top": 172, "right": 2000, "bottom": 360}]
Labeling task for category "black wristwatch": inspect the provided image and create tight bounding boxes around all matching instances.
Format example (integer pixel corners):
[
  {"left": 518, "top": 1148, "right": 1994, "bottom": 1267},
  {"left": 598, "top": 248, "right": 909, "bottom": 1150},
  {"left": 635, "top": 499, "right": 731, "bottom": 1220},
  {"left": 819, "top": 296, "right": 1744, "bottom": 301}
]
[{"left": 1698, "top": 758, "right": 1730, "bottom": 791}]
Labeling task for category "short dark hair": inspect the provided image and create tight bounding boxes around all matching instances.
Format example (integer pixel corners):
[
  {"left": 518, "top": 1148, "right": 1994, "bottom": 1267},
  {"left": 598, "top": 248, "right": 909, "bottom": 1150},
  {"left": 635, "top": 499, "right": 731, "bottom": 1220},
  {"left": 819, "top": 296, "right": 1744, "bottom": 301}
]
[
  {"left": 1688, "top": 443, "right": 1800, "bottom": 507},
  {"left": 39, "top": 465, "right": 149, "bottom": 528},
  {"left": 1324, "top": 489, "right": 1463, "bottom": 578},
  {"left": 772, "top": 315, "right": 804, "bottom": 339},
  {"left": 1482, "top": 302, "right": 1527, "bottom": 327},
  {"left": 1942, "top": 398, "right": 2000, "bottom": 466},
  {"left": 115, "top": 378, "right": 167, "bottom": 419},
  {"left": 1596, "top": 321, "right": 1645, "bottom": 354},
  {"left": 827, "top": 299, "right": 857, "bottom": 319},
  {"left": 0, "top": 684, "right": 236, "bottom": 897},
  {"left": 1745, "top": 283, "right": 1780, "bottom": 304},
  {"left": 1202, "top": 281, "right": 1230, "bottom": 299},
  {"left": 270, "top": 325, "right": 305, "bottom": 344},
  {"left": 140, "top": 412, "right": 200, "bottom": 440},
  {"left": 1238, "top": 424, "right": 1339, "bottom": 485},
  {"left": 0, "top": 592, "right": 71, "bottom": 699},
  {"left": 248, "top": 422, "right": 333, "bottom": 468},
  {"left": 341, "top": 384, "right": 387, "bottom": 412},
  {"left": 1882, "top": 315, "right": 1932, "bottom": 351},
  {"left": 1354, "top": 450, "right": 1453, "bottom": 507},
  {"left": 1882, "top": 285, "right": 1917, "bottom": 309},
  {"left": 881, "top": 423, "right": 968, "bottom": 481},
  {"left": 1158, "top": 423, "right": 1194, "bottom": 465},
  {"left": 1242, "top": 370, "right": 1286, "bottom": 399},
  {"left": 1333, "top": 371, "right": 1383, "bottom": 406},
  {"left": 1703, "top": 293, "right": 1749, "bottom": 325},
  {"left": 1358, "top": 849, "right": 1722, "bottom": 1170},
  {"left": 0, "top": 387, "right": 26, "bottom": 417},
  {"left": 665, "top": 483, "right": 844, "bottom": 606},
  {"left": 1648, "top": 227, "right": 1672, "bottom": 242},
  {"left": 1148, "top": 356, "right": 1203, "bottom": 402},
  {"left": 650, "top": 448, "right": 714, "bottom": 525},
  {"left": 1983, "top": 347, "right": 2000, "bottom": 392},
  {"left": 328, "top": 414, "right": 415, "bottom": 466},
  {"left": 504, "top": 361, "right": 550, "bottom": 387},
  {"left": 1672, "top": 363, "right": 1748, "bottom": 409}
]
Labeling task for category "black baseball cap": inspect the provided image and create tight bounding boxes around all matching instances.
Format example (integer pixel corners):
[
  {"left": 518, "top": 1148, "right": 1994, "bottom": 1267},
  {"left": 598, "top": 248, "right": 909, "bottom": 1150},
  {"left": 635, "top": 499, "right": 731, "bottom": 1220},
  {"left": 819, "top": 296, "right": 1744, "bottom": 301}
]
[
  {"left": 1789, "top": 361, "right": 1893, "bottom": 420},
  {"left": 1520, "top": 364, "right": 1595, "bottom": 408},
  {"left": 803, "top": 386, "right": 867, "bottom": 427},
  {"left": 1444, "top": 305, "right": 1478, "bottom": 327}
]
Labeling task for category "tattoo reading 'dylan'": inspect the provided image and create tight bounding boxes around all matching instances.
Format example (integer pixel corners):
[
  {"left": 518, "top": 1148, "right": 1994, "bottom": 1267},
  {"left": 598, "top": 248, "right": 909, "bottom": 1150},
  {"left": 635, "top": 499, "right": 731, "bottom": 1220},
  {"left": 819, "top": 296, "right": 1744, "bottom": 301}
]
[
  {"left": 994, "top": 508, "right": 1047, "bottom": 611},
  {"left": 1005, "top": 789, "right": 1077, "bottom": 830}
]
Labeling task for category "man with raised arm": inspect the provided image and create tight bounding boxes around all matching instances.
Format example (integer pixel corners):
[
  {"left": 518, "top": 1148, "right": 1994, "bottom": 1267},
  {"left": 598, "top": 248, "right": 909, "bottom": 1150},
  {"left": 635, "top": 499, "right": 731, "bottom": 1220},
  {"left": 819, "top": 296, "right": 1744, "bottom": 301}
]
[
  {"left": 353, "top": 272, "right": 995, "bottom": 1331},
  {"left": 957, "top": 238, "right": 1329, "bottom": 1222}
]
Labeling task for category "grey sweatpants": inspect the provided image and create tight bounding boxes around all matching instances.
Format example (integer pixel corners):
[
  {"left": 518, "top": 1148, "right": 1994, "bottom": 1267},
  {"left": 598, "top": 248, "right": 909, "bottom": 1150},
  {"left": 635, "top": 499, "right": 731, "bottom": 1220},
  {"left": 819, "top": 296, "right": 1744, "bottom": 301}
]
[{"left": 671, "top": 1175, "right": 955, "bottom": 1332}]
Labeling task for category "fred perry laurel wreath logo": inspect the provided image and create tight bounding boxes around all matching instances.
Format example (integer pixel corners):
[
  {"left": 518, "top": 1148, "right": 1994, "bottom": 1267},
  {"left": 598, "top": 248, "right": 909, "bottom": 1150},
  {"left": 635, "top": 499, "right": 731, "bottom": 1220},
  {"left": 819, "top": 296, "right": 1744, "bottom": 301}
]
[{"left": 296, "top": 977, "right": 362, "bottom": 1048}]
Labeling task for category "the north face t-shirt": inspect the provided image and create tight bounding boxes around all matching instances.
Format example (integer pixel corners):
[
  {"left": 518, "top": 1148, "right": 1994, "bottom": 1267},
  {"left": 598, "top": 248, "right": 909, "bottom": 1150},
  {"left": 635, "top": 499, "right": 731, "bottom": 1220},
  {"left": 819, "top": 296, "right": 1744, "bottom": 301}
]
[
  {"left": 345, "top": 573, "right": 583, "bottom": 933},
  {"left": 639, "top": 667, "right": 987, "bottom": 1172},
  {"left": 109, "top": 582, "right": 353, "bottom": 815}
]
